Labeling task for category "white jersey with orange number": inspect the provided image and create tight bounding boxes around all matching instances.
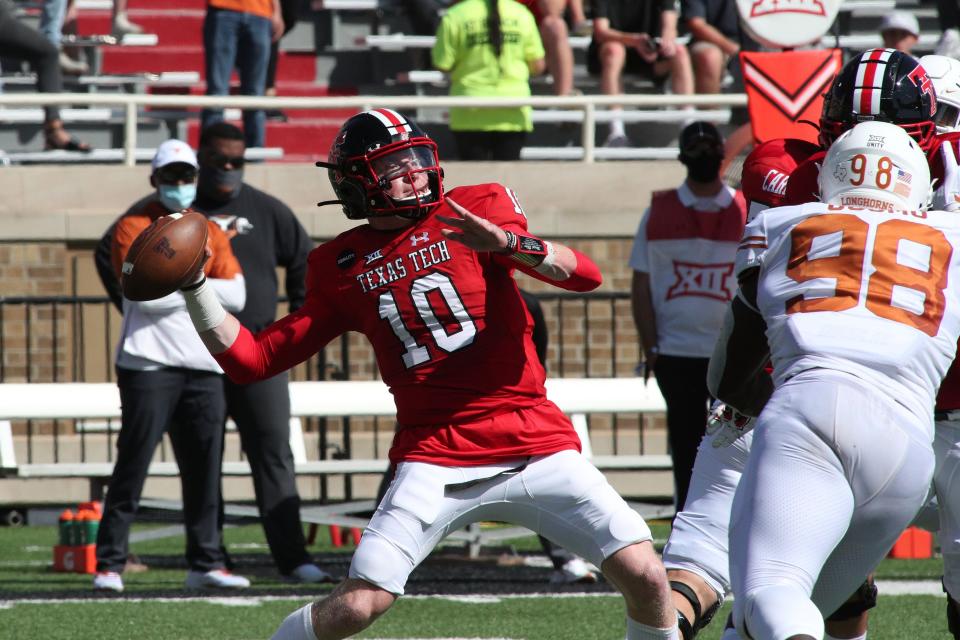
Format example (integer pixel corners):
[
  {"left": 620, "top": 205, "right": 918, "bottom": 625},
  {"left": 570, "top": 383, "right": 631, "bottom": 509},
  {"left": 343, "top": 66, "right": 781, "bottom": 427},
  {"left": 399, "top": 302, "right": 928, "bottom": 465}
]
[{"left": 737, "top": 202, "right": 960, "bottom": 430}]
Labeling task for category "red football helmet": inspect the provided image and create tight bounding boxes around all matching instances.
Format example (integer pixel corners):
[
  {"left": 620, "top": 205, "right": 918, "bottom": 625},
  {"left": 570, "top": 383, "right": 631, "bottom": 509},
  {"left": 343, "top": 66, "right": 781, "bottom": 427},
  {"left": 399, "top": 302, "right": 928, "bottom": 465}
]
[
  {"left": 317, "top": 109, "right": 444, "bottom": 220},
  {"left": 819, "top": 48, "right": 938, "bottom": 153}
]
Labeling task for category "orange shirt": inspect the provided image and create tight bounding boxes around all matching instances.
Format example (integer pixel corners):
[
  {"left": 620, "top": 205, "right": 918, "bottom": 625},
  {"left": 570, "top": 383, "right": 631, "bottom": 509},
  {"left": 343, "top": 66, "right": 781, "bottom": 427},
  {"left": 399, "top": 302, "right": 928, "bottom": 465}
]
[
  {"left": 112, "top": 201, "right": 242, "bottom": 282},
  {"left": 208, "top": 0, "right": 274, "bottom": 20}
]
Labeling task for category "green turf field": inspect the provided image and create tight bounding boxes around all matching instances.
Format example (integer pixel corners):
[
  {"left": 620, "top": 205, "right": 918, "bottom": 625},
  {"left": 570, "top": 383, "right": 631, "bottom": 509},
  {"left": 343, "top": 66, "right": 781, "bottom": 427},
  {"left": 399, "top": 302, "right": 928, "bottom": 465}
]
[{"left": 0, "top": 521, "right": 951, "bottom": 639}]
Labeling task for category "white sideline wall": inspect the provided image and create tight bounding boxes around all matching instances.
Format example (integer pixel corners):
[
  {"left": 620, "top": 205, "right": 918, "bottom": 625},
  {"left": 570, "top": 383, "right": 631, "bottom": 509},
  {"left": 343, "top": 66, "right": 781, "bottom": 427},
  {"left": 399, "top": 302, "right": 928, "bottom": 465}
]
[{"left": 0, "top": 379, "right": 672, "bottom": 504}]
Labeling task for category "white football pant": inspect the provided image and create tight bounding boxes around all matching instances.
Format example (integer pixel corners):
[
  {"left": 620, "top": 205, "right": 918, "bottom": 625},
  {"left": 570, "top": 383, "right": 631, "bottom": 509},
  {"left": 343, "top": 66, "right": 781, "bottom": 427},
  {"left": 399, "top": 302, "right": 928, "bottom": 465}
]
[
  {"left": 730, "top": 370, "right": 933, "bottom": 640},
  {"left": 349, "top": 449, "right": 652, "bottom": 594}
]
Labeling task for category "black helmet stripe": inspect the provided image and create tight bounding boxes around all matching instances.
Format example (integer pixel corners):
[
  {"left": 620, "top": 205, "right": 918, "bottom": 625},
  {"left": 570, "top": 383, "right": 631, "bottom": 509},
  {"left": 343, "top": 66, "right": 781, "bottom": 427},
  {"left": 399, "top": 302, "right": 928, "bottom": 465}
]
[
  {"left": 853, "top": 48, "right": 894, "bottom": 116},
  {"left": 367, "top": 108, "right": 414, "bottom": 137}
]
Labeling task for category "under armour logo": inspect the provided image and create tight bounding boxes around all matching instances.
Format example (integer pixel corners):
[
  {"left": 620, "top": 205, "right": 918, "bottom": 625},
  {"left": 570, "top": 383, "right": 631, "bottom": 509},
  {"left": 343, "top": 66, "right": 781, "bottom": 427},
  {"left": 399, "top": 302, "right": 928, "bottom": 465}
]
[
  {"left": 666, "top": 261, "right": 734, "bottom": 302},
  {"left": 410, "top": 232, "right": 430, "bottom": 246}
]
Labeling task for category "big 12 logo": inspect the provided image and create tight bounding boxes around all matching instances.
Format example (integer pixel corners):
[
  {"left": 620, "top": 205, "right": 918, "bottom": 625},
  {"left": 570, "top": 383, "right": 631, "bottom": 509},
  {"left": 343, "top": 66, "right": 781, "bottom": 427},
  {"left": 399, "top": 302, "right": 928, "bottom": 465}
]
[{"left": 908, "top": 65, "right": 938, "bottom": 115}]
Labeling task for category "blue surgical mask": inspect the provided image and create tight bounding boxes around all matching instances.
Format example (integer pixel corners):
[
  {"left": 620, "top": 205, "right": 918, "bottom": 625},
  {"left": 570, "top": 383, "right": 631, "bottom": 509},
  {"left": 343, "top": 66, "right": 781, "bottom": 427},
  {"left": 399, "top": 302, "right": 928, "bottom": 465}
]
[{"left": 158, "top": 183, "right": 197, "bottom": 212}]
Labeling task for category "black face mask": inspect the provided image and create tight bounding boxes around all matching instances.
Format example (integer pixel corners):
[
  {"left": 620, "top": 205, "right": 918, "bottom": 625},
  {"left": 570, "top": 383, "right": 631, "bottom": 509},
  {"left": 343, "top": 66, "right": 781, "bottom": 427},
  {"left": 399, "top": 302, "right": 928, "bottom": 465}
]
[
  {"left": 198, "top": 165, "right": 244, "bottom": 202},
  {"left": 684, "top": 155, "right": 723, "bottom": 183}
]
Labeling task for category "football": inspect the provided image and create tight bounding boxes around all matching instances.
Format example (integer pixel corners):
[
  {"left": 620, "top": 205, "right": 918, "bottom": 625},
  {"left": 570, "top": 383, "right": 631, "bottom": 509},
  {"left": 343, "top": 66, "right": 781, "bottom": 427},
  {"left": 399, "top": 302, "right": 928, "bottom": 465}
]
[{"left": 121, "top": 211, "right": 208, "bottom": 301}]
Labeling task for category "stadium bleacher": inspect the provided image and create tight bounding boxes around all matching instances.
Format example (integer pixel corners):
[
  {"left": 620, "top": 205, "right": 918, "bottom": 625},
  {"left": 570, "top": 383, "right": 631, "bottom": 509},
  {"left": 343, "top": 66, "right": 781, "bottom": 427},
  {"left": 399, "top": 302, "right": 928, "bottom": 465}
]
[{"left": 0, "top": 0, "right": 947, "bottom": 162}]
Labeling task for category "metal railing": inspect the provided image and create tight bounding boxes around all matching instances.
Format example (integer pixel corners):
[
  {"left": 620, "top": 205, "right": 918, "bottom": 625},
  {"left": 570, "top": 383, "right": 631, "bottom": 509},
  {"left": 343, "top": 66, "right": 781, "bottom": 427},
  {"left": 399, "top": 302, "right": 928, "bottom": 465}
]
[{"left": 0, "top": 92, "right": 748, "bottom": 165}]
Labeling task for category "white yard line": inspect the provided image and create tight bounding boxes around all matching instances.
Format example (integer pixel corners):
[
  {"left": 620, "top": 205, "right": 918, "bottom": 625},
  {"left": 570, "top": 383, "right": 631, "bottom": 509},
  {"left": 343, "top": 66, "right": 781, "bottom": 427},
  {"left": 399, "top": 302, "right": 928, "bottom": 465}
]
[{"left": 0, "top": 581, "right": 945, "bottom": 608}]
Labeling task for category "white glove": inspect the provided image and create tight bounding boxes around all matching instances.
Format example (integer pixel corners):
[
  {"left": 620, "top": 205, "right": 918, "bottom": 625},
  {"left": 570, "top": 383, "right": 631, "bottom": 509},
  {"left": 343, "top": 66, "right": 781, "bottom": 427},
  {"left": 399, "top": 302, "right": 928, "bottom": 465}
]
[
  {"left": 705, "top": 400, "right": 756, "bottom": 448},
  {"left": 941, "top": 140, "right": 960, "bottom": 213}
]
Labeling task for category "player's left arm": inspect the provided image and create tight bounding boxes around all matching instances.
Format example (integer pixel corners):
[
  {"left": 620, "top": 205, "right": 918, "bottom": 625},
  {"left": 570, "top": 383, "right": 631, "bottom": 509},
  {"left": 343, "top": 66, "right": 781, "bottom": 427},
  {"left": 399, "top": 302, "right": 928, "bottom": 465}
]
[
  {"left": 437, "top": 197, "right": 602, "bottom": 292},
  {"left": 706, "top": 268, "right": 773, "bottom": 417}
]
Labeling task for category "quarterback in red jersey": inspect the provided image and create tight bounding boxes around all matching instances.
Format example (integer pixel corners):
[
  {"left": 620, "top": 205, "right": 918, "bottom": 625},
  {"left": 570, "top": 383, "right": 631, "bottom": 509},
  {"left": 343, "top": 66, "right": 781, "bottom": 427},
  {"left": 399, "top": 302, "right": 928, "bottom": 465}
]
[{"left": 178, "top": 109, "right": 679, "bottom": 640}]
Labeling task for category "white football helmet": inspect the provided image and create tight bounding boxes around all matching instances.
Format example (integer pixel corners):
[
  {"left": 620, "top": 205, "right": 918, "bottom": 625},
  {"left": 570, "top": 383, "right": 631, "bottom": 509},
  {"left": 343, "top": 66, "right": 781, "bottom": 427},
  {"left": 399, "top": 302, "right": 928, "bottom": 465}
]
[
  {"left": 920, "top": 54, "right": 960, "bottom": 134},
  {"left": 819, "top": 121, "right": 931, "bottom": 211}
]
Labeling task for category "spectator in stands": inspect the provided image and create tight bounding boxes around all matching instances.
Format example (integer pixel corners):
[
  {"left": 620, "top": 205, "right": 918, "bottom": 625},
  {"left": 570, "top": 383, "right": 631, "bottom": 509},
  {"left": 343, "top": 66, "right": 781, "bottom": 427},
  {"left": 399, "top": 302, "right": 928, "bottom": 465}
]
[
  {"left": 682, "top": 0, "right": 744, "bottom": 95},
  {"left": 628, "top": 122, "right": 746, "bottom": 511},
  {"left": 39, "top": 0, "right": 89, "bottom": 75},
  {"left": 937, "top": 0, "right": 960, "bottom": 59},
  {"left": 0, "top": 0, "right": 91, "bottom": 150},
  {"left": 112, "top": 0, "right": 143, "bottom": 36},
  {"left": 93, "top": 124, "right": 328, "bottom": 583},
  {"left": 432, "top": 0, "right": 546, "bottom": 160},
  {"left": 264, "top": 0, "right": 300, "bottom": 121},
  {"left": 201, "top": 0, "right": 284, "bottom": 149},
  {"left": 93, "top": 140, "right": 250, "bottom": 593},
  {"left": 880, "top": 11, "right": 920, "bottom": 54},
  {"left": 589, "top": 0, "right": 694, "bottom": 148},
  {"left": 517, "top": 0, "right": 577, "bottom": 97}
]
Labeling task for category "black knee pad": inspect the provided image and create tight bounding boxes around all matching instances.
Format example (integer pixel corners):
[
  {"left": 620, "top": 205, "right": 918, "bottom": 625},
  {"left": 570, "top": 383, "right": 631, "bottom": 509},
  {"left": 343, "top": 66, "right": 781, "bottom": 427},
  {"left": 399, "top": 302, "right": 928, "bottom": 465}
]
[
  {"left": 825, "top": 576, "right": 878, "bottom": 621},
  {"left": 671, "top": 580, "right": 721, "bottom": 639}
]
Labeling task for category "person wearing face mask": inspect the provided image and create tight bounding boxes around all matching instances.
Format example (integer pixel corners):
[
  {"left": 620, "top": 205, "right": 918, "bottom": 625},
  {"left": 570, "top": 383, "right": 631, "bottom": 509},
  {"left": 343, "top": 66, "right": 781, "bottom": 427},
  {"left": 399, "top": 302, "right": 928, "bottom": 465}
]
[
  {"left": 93, "top": 125, "right": 326, "bottom": 584},
  {"left": 628, "top": 121, "right": 746, "bottom": 514},
  {"left": 93, "top": 140, "right": 250, "bottom": 593}
]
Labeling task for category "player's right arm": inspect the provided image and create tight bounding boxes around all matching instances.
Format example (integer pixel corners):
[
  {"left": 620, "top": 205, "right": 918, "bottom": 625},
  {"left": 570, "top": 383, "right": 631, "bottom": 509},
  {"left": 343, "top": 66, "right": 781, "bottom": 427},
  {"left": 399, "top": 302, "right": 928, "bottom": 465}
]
[
  {"left": 706, "top": 269, "right": 773, "bottom": 416},
  {"left": 706, "top": 213, "right": 775, "bottom": 416},
  {"left": 180, "top": 248, "right": 348, "bottom": 384}
]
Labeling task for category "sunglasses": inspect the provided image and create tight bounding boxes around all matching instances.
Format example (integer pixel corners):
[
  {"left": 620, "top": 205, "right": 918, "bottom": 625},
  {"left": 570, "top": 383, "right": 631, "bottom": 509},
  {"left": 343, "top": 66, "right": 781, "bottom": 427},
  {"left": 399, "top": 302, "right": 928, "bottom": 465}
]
[
  {"left": 156, "top": 164, "right": 198, "bottom": 184},
  {"left": 202, "top": 151, "right": 246, "bottom": 169}
]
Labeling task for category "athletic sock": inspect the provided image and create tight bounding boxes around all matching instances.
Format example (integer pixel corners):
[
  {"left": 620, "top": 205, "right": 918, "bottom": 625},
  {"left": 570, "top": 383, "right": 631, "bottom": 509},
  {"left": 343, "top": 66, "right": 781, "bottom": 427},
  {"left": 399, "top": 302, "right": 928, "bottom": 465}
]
[
  {"left": 626, "top": 615, "right": 680, "bottom": 640},
  {"left": 271, "top": 603, "right": 315, "bottom": 640}
]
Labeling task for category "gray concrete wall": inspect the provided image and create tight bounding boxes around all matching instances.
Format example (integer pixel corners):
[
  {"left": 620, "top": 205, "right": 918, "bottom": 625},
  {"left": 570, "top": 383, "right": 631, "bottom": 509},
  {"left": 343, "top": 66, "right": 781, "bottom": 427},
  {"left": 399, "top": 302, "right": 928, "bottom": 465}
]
[{"left": 0, "top": 161, "right": 685, "bottom": 241}]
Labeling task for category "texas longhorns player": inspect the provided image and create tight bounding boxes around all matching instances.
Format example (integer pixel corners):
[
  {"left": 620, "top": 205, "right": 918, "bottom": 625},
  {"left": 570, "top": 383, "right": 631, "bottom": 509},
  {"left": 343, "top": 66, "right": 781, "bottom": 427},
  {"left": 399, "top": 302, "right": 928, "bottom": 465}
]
[
  {"left": 717, "top": 121, "right": 960, "bottom": 639},
  {"left": 661, "top": 48, "right": 940, "bottom": 640}
]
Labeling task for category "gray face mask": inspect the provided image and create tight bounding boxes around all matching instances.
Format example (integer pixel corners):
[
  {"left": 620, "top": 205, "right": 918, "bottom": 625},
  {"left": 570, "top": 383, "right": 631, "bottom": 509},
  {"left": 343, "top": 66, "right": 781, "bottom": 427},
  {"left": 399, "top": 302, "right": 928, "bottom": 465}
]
[{"left": 198, "top": 166, "right": 244, "bottom": 202}]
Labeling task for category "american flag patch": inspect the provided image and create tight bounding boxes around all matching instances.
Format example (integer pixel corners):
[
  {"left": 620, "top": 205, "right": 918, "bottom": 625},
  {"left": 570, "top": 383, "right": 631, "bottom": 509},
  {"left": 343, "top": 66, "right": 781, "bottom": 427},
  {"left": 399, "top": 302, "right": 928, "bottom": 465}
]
[{"left": 894, "top": 168, "right": 913, "bottom": 198}]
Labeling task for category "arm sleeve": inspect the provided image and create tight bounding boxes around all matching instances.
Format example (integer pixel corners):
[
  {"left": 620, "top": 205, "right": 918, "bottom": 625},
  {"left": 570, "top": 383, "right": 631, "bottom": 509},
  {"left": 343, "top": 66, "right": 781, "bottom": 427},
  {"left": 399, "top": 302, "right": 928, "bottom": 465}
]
[
  {"left": 214, "top": 286, "right": 348, "bottom": 385},
  {"left": 627, "top": 209, "right": 651, "bottom": 272},
  {"left": 735, "top": 214, "right": 768, "bottom": 279},
  {"left": 272, "top": 202, "right": 313, "bottom": 312},
  {"left": 95, "top": 224, "right": 124, "bottom": 312},
  {"left": 432, "top": 14, "right": 457, "bottom": 71},
  {"left": 477, "top": 184, "right": 603, "bottom": 292}
]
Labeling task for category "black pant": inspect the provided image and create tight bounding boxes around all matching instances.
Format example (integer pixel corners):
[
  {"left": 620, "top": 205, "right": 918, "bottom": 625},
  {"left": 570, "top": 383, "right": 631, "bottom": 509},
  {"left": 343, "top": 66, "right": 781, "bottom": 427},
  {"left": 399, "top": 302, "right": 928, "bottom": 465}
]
[
  {"left": 0, "top": 0, "right": 62, "bottom": 122},
  {"left": 96, "top": 367, "right": 227, "bottom": 573},
  {"left": 224, "top": 372, "right": 311, "bottom": 575},
  {"left": 265, "top": 0, "right": 301, "bottom": 90},
  {"left": 653, "top": 355, "right": 711, "bottom": 512},
  {"left": 453, "top": 130, "right": 526, "bottom": 161}
]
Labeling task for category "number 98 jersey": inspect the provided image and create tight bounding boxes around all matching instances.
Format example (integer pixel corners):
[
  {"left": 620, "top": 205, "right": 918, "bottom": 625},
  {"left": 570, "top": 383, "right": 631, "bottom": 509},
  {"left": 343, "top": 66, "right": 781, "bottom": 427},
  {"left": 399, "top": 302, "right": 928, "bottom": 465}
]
[{"left": 737, "top": 202, "right": 960, "bottom": 427}]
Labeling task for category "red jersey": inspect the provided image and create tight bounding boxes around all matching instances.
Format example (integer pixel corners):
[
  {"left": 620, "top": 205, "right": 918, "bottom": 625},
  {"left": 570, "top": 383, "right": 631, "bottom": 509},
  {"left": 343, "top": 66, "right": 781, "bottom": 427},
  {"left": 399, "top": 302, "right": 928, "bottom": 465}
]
[
  {"left": 741, "top": 138, "right": 820, "bottom": 214},
  {"left": 216, "top": 183, "right": 584, "bottom": 464}
]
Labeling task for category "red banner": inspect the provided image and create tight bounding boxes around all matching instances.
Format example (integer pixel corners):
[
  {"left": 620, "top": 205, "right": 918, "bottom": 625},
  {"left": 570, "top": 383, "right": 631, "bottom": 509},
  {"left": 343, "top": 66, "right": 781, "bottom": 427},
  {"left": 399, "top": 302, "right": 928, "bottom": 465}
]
[{"left": 740, "top": 49, "right": 843, "bottom": 144}]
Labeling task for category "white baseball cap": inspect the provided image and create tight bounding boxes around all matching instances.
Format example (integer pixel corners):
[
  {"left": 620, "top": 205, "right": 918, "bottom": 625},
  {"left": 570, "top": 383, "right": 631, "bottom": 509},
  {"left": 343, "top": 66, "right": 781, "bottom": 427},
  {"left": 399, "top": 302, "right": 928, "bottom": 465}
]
[
  {"left": 880, "top": 11, "right": 920, "bottom": 37},
  {"left": 151, "top": 139, "right": 198, "bottom": 171}
]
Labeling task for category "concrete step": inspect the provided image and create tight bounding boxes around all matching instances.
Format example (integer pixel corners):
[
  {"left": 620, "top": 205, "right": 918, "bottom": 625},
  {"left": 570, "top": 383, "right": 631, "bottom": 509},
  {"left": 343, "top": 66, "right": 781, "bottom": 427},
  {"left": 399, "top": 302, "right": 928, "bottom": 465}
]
[
  {"left": 101, "top": 47, "right": 317, "bottom": 81},
  {"left": 78, "top": 10, "right": 204, "bottom": 46}
]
